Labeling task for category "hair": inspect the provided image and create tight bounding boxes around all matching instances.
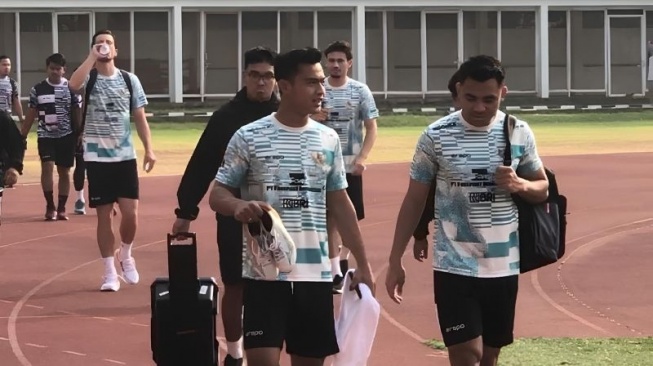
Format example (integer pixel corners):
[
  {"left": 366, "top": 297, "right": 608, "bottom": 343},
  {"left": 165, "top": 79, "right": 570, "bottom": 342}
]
[
  {"left": 46, "top": 53, "right": 66, "bottom": 67},
  {"left": 0, "top": 55, "right": 9, "bottom": 62},
  {"left": 323, "top": 40, "right": 353, "bottom": 61},
  {"left": 244, "top": 46, "right": 277, "bottom": 69},
  {"left": 447, "top": 70, "right": 461, "bottom": 99},
  {"left": 91, "top": 29, "right": 115, "bottom": 48},
  {"left": 274, "top": 47, "right": 323, "bottom": 82},
  {"left": 456, "top": 55, "right": 505, "bottom": 86}
]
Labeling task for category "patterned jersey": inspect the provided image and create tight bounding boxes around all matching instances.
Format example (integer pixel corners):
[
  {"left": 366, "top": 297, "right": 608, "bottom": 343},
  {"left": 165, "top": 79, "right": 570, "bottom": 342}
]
[
  {"left": 0, "top": 76, "right": 18, "bottom": 113},
  {"left": 410, "top": 110, "right": 543, "bottom": 278},
  {"left": 216, "top": 113, "right": 348, "bottom": 282},
  {"left": 28, "top": 78, "right": 81, "bottom": 139},
  {"left": 323, "top": 78, "right": 379, "bottom": 172},
  {"left": 81, "top": 69, "right": 147, "bottom": 162}
]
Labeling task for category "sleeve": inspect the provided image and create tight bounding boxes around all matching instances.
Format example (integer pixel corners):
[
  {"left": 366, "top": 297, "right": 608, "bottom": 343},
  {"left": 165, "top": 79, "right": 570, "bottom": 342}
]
[
  {"left": 127, "top": 73, "right": 149, "bottom": 109},
  {"left": 516, "top": 123, "right": 544, "bottom": 176},
  {"left": 409, "top": 129, "right": 439, "bottom": 184},
  {"left": 360, "top": 85, "right": 379, "bottom": 120},
  {"left": 215, "top": 129, "right": 250, "bottom": 189},
  {"left": 413, "top": 178, "right": 436, "bottom": 240},
  {"left": 10, "top": 79, "right": 18, "bottom": 99},
  {"left": 326, "top": 133, "right": 348, "bottom": 192},
  {"left": 27, "top": 86, "right": 38, "bottom": 109},
  {"left": 176, "top": 111, "right": 232, "bottom": 219}
]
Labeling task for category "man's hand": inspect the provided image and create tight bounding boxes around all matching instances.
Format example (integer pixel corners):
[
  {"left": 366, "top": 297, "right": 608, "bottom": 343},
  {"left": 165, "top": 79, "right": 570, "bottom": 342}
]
[
  {"left": 350, "top": 156, "right": 366, "bottom": 176},
  {"left": 234, "top": 200, "right": 272, "bottom": 224},
  {"left": 4, "top": 168, "right": 18, "bottom": 188},
  {"left": 171, "top": 218, "right": 191, "bottom": 237},
  {"left": 385, "top": 261, "right": 406, "bottom": 304},
  {"left": 143, "top": 150, "right": 156, "bottom": 172},
  {"left": 310, "top": 108, "right": 329, "bottom": 123},
  {"left": 349, "top": 262, "right": 376, "bottom": 297},
  {"left": 413, "top": 237, "right": 428, "bottom": 262},
  {"left": 495, "top": 166, "right": 524, "bottom": 193}
]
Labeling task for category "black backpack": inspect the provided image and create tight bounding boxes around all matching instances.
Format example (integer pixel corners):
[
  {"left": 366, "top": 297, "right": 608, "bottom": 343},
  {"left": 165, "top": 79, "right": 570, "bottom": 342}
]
[
  {"left": 80, "top": 68, "right": 134, "bottom": 133},
  {"left": 502, "top": 114, "right": 568, "bottom": 273}
]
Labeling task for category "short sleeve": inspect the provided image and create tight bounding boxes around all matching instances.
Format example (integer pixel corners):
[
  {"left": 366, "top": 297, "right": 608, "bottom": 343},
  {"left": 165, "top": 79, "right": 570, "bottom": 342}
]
[
  {"left": 10, "top": 79, "right": 18, "bottom": 98},
  {"left": 27, "top": 86, "right": 38, "bottom": 108},
  {"left": 326, "top": 134, "right": 348, "bottom": 191},
  {"left": 516, "top": 124, "right": 543, "bottom": 176},
  {"left": 409, "top": 130, "right": 439, "bottom": 184},
  {"left": 215, "top": 129, "right": 250, "bottom": 188},
  {"left": 360, "top": 85, "right": 379, "bottom": 121},
  {"left": 127, "top": 73, "right": 148, "bottom": 109}
]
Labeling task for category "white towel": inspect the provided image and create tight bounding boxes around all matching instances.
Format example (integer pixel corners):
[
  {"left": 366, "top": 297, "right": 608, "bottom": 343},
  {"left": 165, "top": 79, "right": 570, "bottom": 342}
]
[{"left": 332, "top": 269, "right": 381, "bottom": 366}]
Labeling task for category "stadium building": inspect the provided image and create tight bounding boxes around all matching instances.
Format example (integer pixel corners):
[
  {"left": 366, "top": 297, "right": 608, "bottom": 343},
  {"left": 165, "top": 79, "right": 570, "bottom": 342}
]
[{"left": 1, "top": 0, "right": 653, "bottom": 104}]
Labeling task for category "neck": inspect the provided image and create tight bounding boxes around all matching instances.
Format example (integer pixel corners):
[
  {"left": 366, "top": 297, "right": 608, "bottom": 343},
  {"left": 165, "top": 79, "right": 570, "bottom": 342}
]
[
  {"left": 47, "top": 77, "right": 61, "bottom": 84},
  {"left": 275, "top": 104, "right": 309, "bottom": 128},
  {"left": 461, "top": 110, "right": 495, "bottom": 128},
  {"left": 328, "top": 75, "right": 348, "bottom": 88},
  {"left": 95, "top": 62, "right": 116, "bottom": 76}
]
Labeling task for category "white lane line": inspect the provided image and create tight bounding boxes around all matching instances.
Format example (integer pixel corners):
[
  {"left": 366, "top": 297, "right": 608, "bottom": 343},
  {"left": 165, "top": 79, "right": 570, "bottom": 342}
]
[
  {"left": 25, "top": 343, "right": 47, "bottom": 349},
  {"left": 103, "top": 359, "right": 127, "bottom": 365},
  {"left": 62, "top": 350, "right": 86, "bottom": 356}
]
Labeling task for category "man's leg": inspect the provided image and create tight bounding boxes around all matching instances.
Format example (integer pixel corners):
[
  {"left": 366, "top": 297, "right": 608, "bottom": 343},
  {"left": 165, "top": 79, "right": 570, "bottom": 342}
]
[
  {"left": 327, "top": 213, "right": 344, "bottom": 290},
  {"left": 115, "top": 159, "right": 140, "bottom": 285},
  {"left": 478, "top": 275, "right": 519, "bottom": 366},
  {"left": 55, "top": 165, "right": 71, "bottom": 220},
  {"left": 217, "top": 214, "right": 246, "bottom": 365},
  {"left": 54, "top": 134, "right": 77, "bottom": 220},
  {"left": 37, "top": 138, "right": 57, "bottom": 220},
  {"left": 434, "top": 271, "right": 485, "bottom": 366},
  {"left": 73, "top": 142, "right": 86, "bottom": 214},
  {"left": 286, "top": 282, "right": 339, "bottom": 366},
  {"left": 243, "top": 279, "right": 290, "bottom": 366}
]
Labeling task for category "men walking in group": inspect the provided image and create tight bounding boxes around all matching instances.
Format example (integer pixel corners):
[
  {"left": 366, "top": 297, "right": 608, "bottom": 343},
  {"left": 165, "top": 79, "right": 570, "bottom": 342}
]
[
  {"left": 0, "top": 55, "right": 25, "bottom": 124},
  {"left": 69, "top": 29, "right": 156, "bottom": 292},
  {"left": 21, "top": 53, "right": 82, "bottom": 221},
  {"left": 0, "top": 110, "right": 25, "bottom": 225},
  {"left": 172, "top": 46, "right": 279, "bottom": 366},
  {"left": 312, "top": 40, "right": 379, "bottom": 293},
  {"left": 209, "top": 47, "right": 376, "bottom": 366},
  {"left": 385, "top": 55, "right": 549, "bottom": 366}
]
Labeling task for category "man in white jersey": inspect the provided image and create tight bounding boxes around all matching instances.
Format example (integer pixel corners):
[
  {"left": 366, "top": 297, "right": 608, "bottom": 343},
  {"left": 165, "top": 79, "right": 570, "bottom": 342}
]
[
  {"left": 312, "top": 40, "right": 379, "bottom": 294},
  {"left": 0, "top": 56, "right": 25, "bottom": 123},
  {"left": 209, "top": 47, "right": 375, "bottom": 366},
  {"left": 385, "top": 55, "right": 549, "bottom": 366},
  {"left": 69, "top": 30, "right": 156, "bottom": 292},
  {"left": 21, "top": 53, "right": 82, "bottom": 221}
]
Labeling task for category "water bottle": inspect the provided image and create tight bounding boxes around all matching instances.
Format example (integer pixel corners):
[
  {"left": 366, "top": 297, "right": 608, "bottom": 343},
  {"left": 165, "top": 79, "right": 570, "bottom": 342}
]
[{"left": 98, "top": 44, "right": 110, "bottom": 58}]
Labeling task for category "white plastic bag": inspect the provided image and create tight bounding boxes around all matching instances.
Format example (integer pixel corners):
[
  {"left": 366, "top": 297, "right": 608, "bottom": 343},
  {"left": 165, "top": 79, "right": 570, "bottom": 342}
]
[{"left": 332, "top": 269, "right": 381, "bottom": 366}]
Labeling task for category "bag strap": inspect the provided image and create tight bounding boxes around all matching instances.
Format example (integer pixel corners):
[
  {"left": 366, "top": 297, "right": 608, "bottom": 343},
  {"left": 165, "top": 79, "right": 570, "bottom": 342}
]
[
  {"left": 502, "top": 113, "right": 514, "bottom": 167},
  {"left": 118, "top": 69, "right": 134, "bottom": 112},
  {"left": 80, "top": 69, "right": 99, "bottom": 135}
]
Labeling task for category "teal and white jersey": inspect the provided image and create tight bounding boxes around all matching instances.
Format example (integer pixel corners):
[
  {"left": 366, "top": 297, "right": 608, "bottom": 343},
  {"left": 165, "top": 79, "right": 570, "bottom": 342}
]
[
  {"left": 81, "top": 69, "right": 148, "bottom": 163},
  {"left": 410, "top": 111, "right": 543, "bottom": 278},
  {"left": 323, "top": 78, "right": 379, "bottom": 172},
  {"left": 216, "top": 113, "right": 348, "bottom": 282}
]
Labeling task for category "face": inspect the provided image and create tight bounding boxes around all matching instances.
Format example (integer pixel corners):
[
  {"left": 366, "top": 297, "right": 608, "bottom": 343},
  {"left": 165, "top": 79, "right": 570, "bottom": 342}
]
[
  {"left": 93, "top": 34, "right": 117, "bottom": 63},
  {"left": 278, "top": 63, "right": 326, "bottom": 115},
  {"left": 325, "top": 51, "right": 352, "bottom": 79},
  {"left": 456, "top": 78, "right": 507, "bottom": 126},
  {"left": 0, "top": 58, "right": 11, "bottom": 77},
  {"left": 244, "top": 62, "right": 276, "bottom": 102},
  {"left": 46, "top": 63, "right": 65, "bottom": 83}
]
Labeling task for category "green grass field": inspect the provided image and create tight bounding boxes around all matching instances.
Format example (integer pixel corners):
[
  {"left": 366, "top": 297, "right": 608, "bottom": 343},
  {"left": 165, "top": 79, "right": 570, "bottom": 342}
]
[
  {"left": 425, "top": 337, "right": 653, "bottom": 365},
  {"left": 18, "top": 111, "right": 653, "bottom": 183}
]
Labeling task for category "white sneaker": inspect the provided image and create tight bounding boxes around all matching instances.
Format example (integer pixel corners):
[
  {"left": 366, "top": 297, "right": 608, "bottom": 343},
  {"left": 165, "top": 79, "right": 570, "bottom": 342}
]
[
  {"left": 101, "top": 274, "right": 121, "bottom": 292},
  {"left": 119, "top": 256, "right": 140, "bottom": 285},
  {"left": 263, "top": 208, "right": 296, "bottom": 274},
  {"left": 244, "top": 220, "right": 279, "bottom": 280}
]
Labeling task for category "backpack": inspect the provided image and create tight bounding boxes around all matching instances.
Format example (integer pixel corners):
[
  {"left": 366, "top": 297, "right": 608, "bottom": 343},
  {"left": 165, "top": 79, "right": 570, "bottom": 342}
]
[
  {"left": 80, "top": 68, "right": 134, "bottom": 133},
  {"left": 502, "top": 114, "right": 568, "bottom": 274}
]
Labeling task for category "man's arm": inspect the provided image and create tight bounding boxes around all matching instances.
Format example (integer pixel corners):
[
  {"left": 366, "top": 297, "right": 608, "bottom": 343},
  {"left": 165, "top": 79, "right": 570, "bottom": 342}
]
[
  {"left": 12, "top": 95, "right": 24, "bottom": 123},
  {"left": 356, "top": 85, "right": 380, "bottom": 164},
  {"left": 327, "top": 189, "right": 370, "bottom": 267},
  {"left": 69, "top": 53, "right": 96, "bottom": 93},
  {"left": 20, "top": 86, "right": 39, "bottom": 137},
  {"left": 413, "top": 178, "right": 436, "bottom": 240},
  {"left": 208, "top": 130, "right": 251, "bottom": 218}
]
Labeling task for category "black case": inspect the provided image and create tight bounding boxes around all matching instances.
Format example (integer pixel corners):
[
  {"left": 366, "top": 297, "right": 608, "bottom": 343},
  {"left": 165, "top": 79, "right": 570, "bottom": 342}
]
[{"left": 150, "top": 232, "right": 220, "bottom": 365}]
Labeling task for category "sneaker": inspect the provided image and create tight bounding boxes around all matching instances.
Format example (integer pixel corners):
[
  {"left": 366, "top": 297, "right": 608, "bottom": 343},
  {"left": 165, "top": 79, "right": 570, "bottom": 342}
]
[
  {"left": 57, "top": 211, "right": 69, "bottom": 221},
  {"left": 262, "top": 207, "right": 296, "bottom": 273},
  {"left": 45, "top": 208, "right": 57, "bottom": 221},
  {"left": 100, "top": 273, "right": 120, "bottom": 292},
  {"left": 74, "top": 199, "right": 86, "bottom": 215},
  {"left": 244, "top": 220, "right": 279, "bottom": 281},
  {"left": 332, "top": 274, "right": 345, "bottom": 294},
  {"left": 119, "top": 254, "right": 140, "bottom": 285},
  {"left": 224, "top": 355, "right": 243, "bottom": 366}
]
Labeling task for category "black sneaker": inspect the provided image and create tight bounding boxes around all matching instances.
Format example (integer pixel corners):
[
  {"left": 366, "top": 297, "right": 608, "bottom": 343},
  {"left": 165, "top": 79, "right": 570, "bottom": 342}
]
[
  {"left": 224, "top": 354, "right": 243, "bottom": 366},
  {"left": 333, "top": 274, "right": 345, "bottom": 294}
]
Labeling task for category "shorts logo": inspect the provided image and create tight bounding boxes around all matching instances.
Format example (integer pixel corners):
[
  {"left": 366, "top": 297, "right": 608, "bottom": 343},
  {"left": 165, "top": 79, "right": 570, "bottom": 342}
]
[
  {"left": 446, "top": 323, "right": 466, "bottom": 333},
  {"left": 245, "top": 330, "right": 264, "bottom": 337}
]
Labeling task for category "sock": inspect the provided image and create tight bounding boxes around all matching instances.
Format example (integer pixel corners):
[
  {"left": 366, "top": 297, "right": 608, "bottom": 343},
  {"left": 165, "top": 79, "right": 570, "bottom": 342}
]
[
  {"left": 57, "top": 195, "right": 68, "bottom": 212},
  {"left": 103, "top": 257, "right": 117, "bottom": 276},
  {"left": 227, "top": 337, "right": 243, "bottom": 359},
  {"left": 77, "top": 189, "right": 84, "bottom": 201},
  {"left": 44, "top": 191, "right": 55, "bottom": 210},
  {"left": 331, "top": 257, "right": 343, "bottom": 278},
  {"left": 120, "top": 242, "right": 133, "bottom": 260}
]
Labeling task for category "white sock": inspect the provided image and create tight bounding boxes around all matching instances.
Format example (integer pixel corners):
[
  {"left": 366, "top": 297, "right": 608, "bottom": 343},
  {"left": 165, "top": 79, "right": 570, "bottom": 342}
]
[
  {"left": 120, "top": 242, "right": 133, "bottom": 260},
  {"left": 103, "top": 257, "right": 117, "bottom": 276},
  {"left": 227, "top": 337, "right": 243, "bottom": 359},
  {"left": 331, "top": 257, "right": 343, "bottom": 278},
  {"left": 77, "top": 189, "right": 84, "bottom": 201}
]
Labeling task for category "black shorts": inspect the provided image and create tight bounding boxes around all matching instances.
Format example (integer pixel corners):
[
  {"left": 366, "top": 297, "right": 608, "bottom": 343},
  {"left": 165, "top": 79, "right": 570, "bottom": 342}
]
[
  {"left": 37, "top": 134, "right": 76, "bottom": 168},
  {"left": 345, "top": 173, "right": 364, "bottom": 221},
  {"left": 243, "top": 279, "right": 339, "bottom": 359},
  {"left": 216, "top": 214, "right": 243, "bottom": 286},
  {"left": 86, "top": 159, "right": 139, "bottom": 208},
  {"left": 434, "top": 270, "right": 518, "bottom": 349}
]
